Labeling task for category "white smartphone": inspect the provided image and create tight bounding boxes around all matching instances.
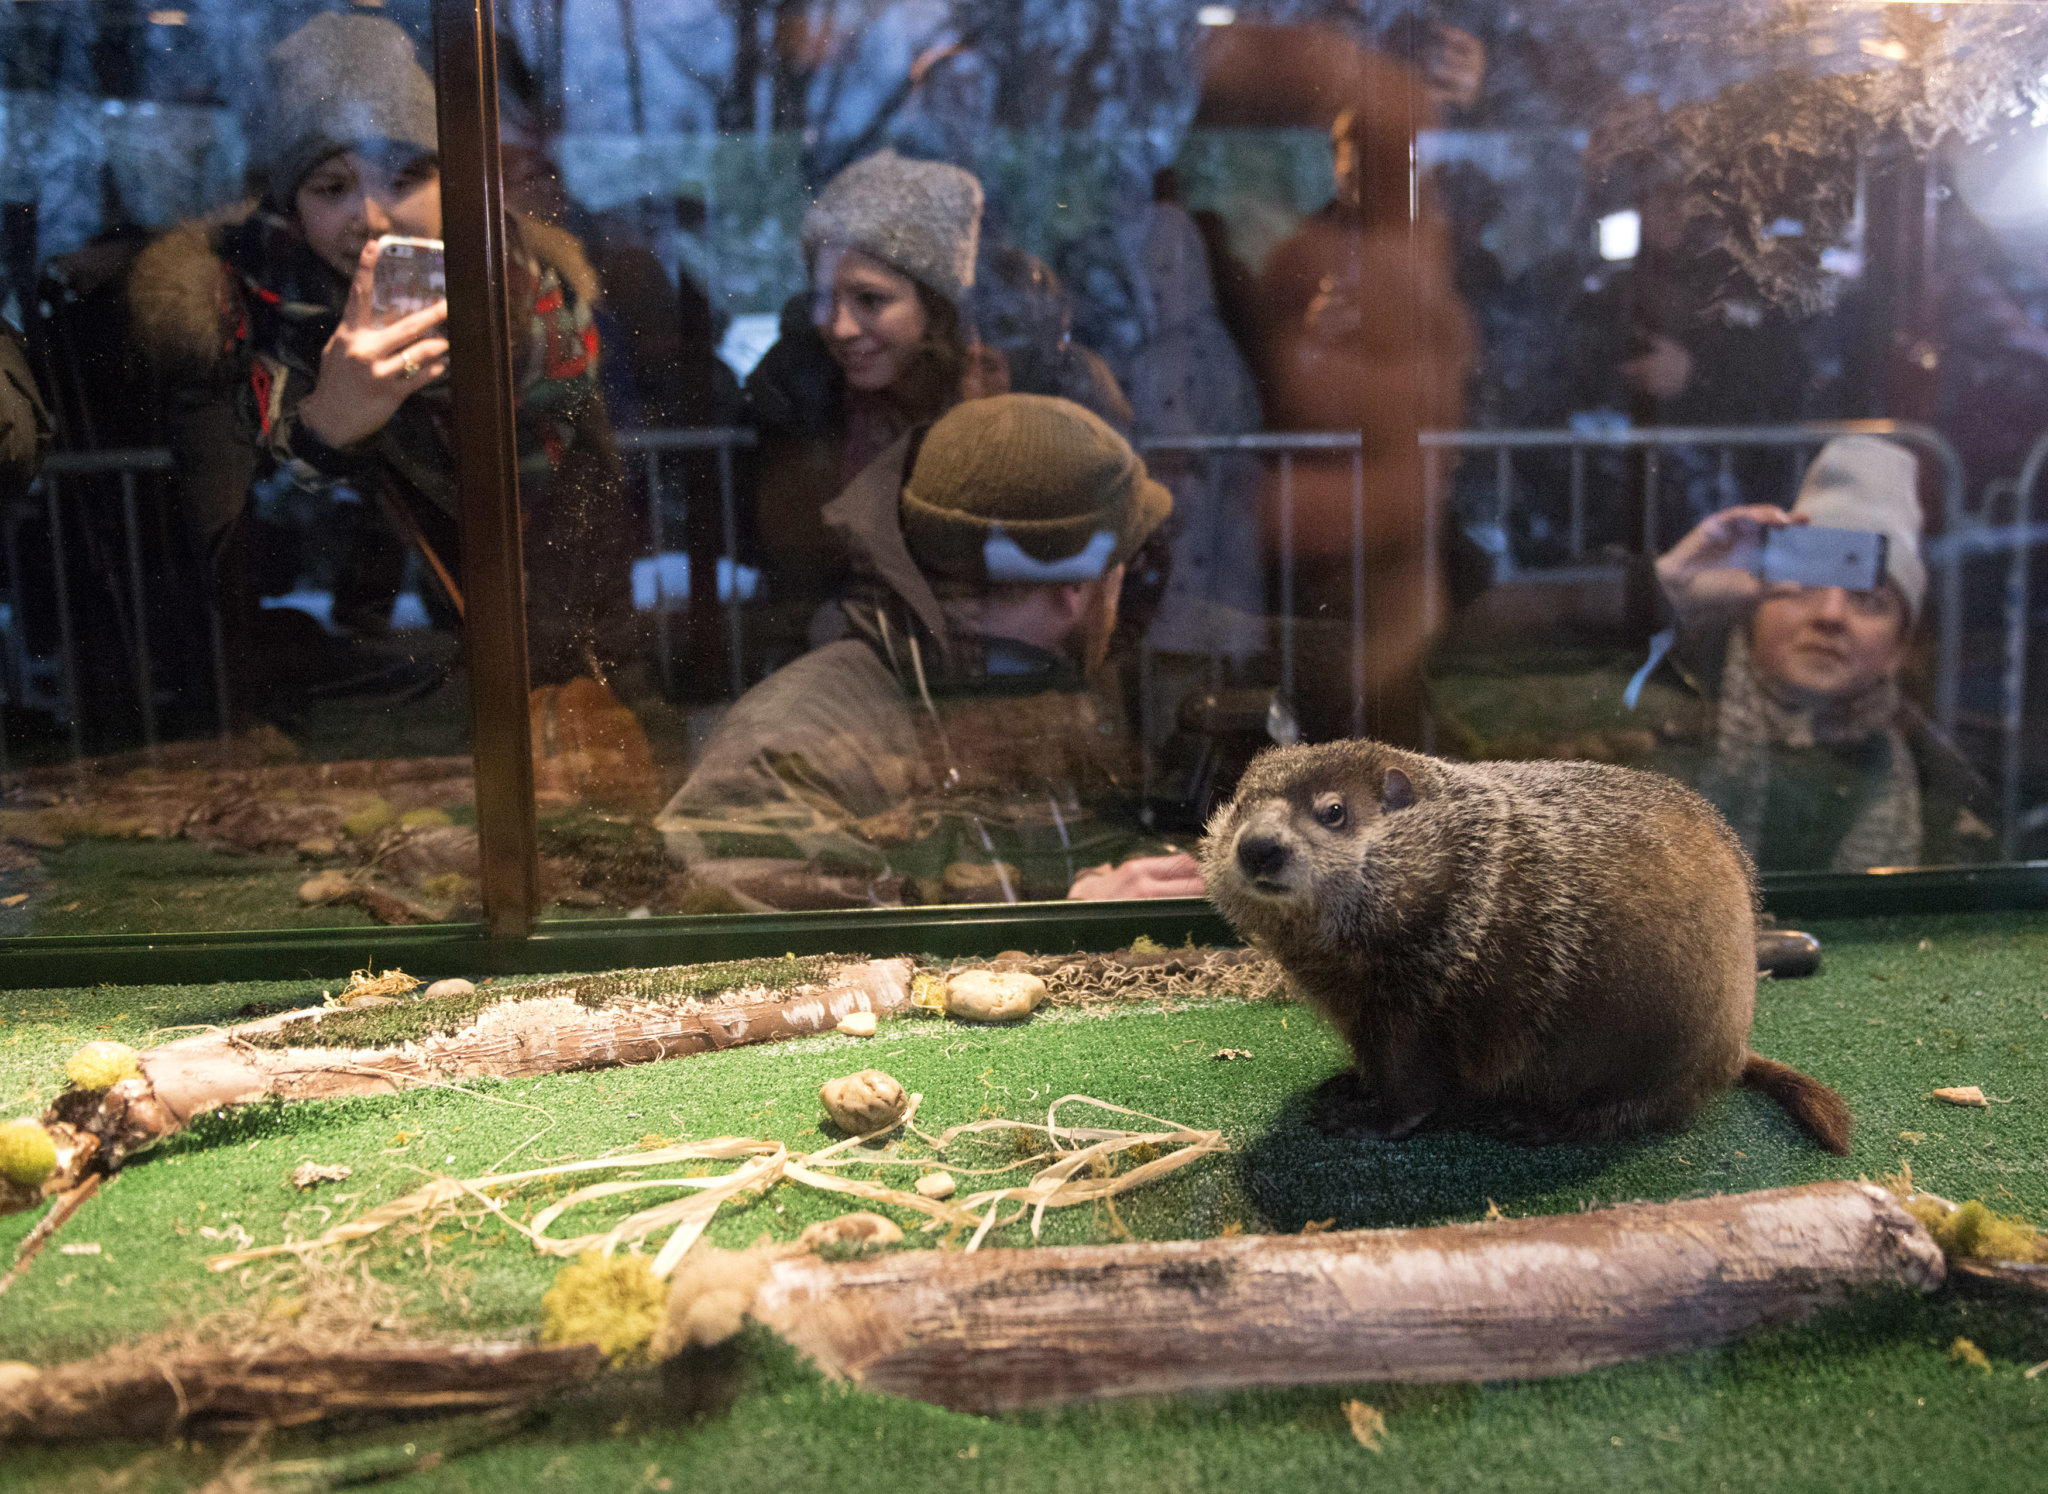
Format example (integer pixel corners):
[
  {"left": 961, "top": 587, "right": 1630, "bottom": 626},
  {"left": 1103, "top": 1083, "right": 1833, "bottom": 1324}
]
[
  {"left": 1760, "top": 525, "right": 1887, "bottom": 593},
  {"left": 368, "top": 235, "right": 446, "bottom": 327}
]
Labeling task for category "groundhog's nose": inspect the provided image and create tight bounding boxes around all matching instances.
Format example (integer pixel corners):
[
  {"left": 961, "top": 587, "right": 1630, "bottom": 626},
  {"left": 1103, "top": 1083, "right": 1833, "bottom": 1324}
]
[{"left": 1235, "top": 832, "right": 1290, "bottom": 881}]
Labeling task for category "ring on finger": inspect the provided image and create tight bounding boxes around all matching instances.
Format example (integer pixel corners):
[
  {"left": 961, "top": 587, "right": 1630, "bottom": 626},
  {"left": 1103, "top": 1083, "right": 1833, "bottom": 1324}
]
[{"left": 400, "top": 352, "right": 419, "bottom": 379}]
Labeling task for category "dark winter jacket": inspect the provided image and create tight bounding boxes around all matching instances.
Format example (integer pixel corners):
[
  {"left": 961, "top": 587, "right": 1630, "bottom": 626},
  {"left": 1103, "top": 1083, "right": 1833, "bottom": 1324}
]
[
  {"left": 0, "top": 318, "right": 51, "bottom": 507},
  {"left": 1626, "top": 622, "right": 1997, "bottom": 873},
  {"left": 127, "top": 204, "right": 639, "bottom": 681}
]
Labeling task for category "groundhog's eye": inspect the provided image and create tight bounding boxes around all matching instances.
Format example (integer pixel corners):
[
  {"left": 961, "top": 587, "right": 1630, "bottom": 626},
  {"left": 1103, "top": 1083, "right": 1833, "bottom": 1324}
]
[{"left": 1313, "top": 795, "right": 1347, "bottom": 829}]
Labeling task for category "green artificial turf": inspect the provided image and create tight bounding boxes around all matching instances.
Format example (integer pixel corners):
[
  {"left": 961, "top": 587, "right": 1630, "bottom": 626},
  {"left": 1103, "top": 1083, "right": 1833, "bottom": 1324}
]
[{"left": 1, "top": 910, "right": 2045, "bottom": 1491}]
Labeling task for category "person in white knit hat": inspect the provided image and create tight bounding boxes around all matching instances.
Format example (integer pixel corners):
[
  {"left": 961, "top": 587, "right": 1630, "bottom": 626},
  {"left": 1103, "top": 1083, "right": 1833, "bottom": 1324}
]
[
  {"left": 1642, "top": 435, "right": 1991, "bottom": 872},
  {"left": 744, "top": 150, "right": 997, "bottom": 667}
]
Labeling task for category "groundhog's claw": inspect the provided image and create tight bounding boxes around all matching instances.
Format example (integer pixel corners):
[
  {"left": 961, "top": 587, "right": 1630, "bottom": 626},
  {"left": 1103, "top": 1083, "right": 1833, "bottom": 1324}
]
[{"left": 1308, "top": 1072, "right": 1434, "bottom": 1142}]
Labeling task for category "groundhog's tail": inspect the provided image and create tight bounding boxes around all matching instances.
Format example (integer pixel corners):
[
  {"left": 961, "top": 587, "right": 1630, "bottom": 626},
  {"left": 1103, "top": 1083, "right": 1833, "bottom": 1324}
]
[{"left": 1741, "top": 1053, "right": 1851, "bottom": 1155}]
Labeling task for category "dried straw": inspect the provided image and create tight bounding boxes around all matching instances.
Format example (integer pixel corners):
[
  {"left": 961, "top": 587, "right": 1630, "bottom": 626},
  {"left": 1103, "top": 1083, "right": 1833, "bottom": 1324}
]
[{"left": 207, "top": 1094, "right": 1226, "bottom": 1278}]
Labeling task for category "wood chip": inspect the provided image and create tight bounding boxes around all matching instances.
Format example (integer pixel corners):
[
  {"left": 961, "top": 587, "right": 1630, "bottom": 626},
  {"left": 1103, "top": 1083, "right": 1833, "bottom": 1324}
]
[
  {"left": 1933, "top": 1086, "right": 1988, "bottom": 1107},
  {"left": 1343, "top": 1399, "right": 1387, "bottom": 1452},
  {"left": 290, "top": 1163, "right": 353, "bottom": 1190},
  {"left": 57, "top": 1242, "right": 99, "bottom": 1256},
  {"left": 1212, "top": 1049, "right": 1252, "bottom": 1061}
]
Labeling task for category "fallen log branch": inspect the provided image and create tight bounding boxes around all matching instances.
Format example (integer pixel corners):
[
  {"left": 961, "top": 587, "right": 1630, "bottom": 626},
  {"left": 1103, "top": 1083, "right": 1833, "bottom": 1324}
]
[
  {"left": 0, "top": 1340, "right": 602, "bottom": 1442},
  {"left": 739, "top": 1181, "right": 1944, "bottom": 1411},
  {"left": 0, "top": 1176, "right": 100, "bottom": 1298},
  {"left": 12, "top": 958, "right": 915, "bottom": 1209}
]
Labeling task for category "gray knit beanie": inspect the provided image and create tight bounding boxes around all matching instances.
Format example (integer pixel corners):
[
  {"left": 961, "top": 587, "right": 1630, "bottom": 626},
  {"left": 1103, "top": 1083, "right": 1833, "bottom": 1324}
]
[
  {"left": 259, "top": 14, "right": 439, "bottom": 208},
  {"left": 801, "top": 150, "right": 984, "bottom": 309},
  {"left": 1791, "top": 436, "right": 1927, "bottom": 622}
]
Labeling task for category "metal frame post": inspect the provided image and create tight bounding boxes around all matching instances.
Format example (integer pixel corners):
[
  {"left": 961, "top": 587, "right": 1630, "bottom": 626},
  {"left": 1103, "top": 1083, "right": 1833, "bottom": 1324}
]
[{"left": 432, "top": 0, "right": 540, "bottom": 937}]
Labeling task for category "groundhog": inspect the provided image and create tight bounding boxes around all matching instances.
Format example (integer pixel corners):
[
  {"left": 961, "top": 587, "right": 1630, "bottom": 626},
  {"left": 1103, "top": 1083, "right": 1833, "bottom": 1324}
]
[{"left": 1200, "top": 740, "right": 1850, "bottom": 1153}]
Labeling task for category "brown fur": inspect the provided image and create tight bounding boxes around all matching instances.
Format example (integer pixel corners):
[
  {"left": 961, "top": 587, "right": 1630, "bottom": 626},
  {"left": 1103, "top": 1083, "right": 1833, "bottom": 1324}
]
[
  {"left": 127, "top": 204, "right": 600, "bottom": 382},
  {"left": 1199, "top": 740, "right": 1850, "bottom": 1153}
]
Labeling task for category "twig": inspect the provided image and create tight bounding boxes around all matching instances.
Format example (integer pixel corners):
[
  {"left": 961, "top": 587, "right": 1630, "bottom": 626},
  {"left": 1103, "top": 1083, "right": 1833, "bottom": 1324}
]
[{"left": 0, "top": 1175, "right": 102, "bottom": 1298}]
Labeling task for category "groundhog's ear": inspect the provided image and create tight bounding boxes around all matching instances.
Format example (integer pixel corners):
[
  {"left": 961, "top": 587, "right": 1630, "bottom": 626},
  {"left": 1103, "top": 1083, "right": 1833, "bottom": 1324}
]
[{"left": 1382, "top": 767, "right": 1415, "bottom": 811}]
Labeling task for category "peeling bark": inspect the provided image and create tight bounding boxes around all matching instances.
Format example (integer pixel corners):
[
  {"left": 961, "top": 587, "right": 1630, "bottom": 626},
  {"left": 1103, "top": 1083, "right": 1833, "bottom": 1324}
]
[
  {"left": 9, "top": 959, "right": 914, "bottom": 1209},
  {"left": 0, "top": 1341, "right": 603, "bottom": 1441},
  {"left": 747, "top": 1182, "right": 1946, "bottom": 1411}
]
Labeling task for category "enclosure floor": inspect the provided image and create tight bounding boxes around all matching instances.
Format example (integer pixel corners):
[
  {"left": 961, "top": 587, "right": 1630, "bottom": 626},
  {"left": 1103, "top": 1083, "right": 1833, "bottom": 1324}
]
[{"left": 1, "top": 910, "right": 2044, "bottom": 1491}]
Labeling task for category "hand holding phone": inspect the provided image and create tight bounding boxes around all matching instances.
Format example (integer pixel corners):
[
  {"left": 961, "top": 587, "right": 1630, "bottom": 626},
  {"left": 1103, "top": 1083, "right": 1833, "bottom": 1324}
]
[
  {"left": 368, "top": 235, "right": 446, "bottom": 328},
  {"left": 1758, "top": 524, "right": 1886, "bottom": 594},
  {"left": 297, "top": 238, "right": 451, "bottom": 451}
]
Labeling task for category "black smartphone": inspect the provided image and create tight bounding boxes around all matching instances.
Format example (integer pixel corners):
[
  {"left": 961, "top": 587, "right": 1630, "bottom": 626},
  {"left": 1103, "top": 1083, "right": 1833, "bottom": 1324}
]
[
  {"left": 368, "top": 235, "right": 446, "bottom": 327},
  {"left": 1760, "top": 525, "right": 1886, "bottom": 593}
]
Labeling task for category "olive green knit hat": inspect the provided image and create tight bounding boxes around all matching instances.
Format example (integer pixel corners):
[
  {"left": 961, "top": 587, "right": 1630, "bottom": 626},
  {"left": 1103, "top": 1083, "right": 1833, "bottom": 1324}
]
[{"left": 900, "top": 394, "right": 1172, "bottom": 585}]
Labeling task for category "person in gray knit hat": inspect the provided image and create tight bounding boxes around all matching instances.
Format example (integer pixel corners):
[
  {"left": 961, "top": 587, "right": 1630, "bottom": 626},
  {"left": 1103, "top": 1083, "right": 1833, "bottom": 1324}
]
[
  {"left": 1632, "top": 436, "right": 1992, "bottom": 872},
  {"left": 743, "top": 151, "right": 997, "bottom": 669},
  {"left": 256, "top": 12, "right": 439, "bottom": 214},
  {"left": 658, "top": 395, "right": 1203, "bottom": 909},
  {"left": 127, "top": 11, "right": 643, "bottom": 718}
]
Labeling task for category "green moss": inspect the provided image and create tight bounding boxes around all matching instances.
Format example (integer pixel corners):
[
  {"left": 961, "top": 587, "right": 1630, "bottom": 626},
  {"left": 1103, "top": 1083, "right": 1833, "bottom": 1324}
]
[
  {"left": 540, "top": 1252, "right": 666, "bottom": 1366},
  {"left": 341, "top": 799, "right": 397, "bottom": 839},
  {"left": 398, "top": 807, "right": 454, "bottom": 830},
  {"left": 0, "top": 1118, "right": 56, "bottom": 1188},
  {"left": 1903, "top": 1195, "right": 2047, "bottom": 1265},
  {"left": 233, "top": 953, "right": 854, "bottom": 1050}
]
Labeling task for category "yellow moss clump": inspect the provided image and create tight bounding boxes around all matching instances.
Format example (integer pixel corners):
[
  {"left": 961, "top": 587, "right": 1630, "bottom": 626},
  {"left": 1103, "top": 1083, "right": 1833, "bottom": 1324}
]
[
  {"left": 910, "top": 970, "right": 949, "bottom": 1013},
  {"left": 1948, "top": 1337, "right": 1992, "bottom": 1373},
  {"left": 1899, "top": 1194, "right": 2047, "bottom": 1265},
  {"left": 64, "top": 1040, "right": 141, "bottom": 1091},
  {"left": 399, "top": 807, "right": 454, "bottom": 830},
  {"left": 0, "top": 1119, "right": 57, "bottom": 1189},
  {"left": 541, "top": 1251, "right": 667, "bottom": 1367},
  {"left": 420, "top": 872, "right": 472, "bottom": 903},
  {"left": 342, "top": 799, "right": 397, "bottom": 839}
]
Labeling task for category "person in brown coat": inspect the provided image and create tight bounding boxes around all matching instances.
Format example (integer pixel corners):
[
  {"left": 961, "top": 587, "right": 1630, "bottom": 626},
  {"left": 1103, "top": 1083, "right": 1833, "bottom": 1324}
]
[{"left": 1255, "top": 76, "right": 1475, "bottom": 746}]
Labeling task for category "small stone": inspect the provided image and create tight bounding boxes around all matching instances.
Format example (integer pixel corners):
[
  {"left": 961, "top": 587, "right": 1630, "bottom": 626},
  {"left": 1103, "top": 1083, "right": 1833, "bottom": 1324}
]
[
  {"left": 421, "top": 978, "right": 476, "bottom": 1001},
  {"left": 344, "top": 994, "right": 400, "bottom": 1008},
  {"left": 914, "top": 1171, "right": 957, "bottom": 1200},
  {"left": 798, "top": 1212, "right": 903, "bottom": 1252},
  {"left": 295, "top": 836, "right": 338, "bottom": 857},
  {"left": 993, "top": 950, "right": 1033, "bottom": 964},
  {"left": 1933, "top": 1085, "right": 1988, "bottom": 1107},
  {"left": 298, "top": 869, "right": 354, "bottom": 905},
  {"left": 819, "top": 1069, "right": 908, "bottom": 1135},
  {"left": 943, "top": 969, "right": 1047, "bottom": 1023},
  {"left": 291, "top": 1162, "right": 353, "bottom": 1190},
  {"left": 835, "top": 1011, "right": 878, "bottom": 1037}
]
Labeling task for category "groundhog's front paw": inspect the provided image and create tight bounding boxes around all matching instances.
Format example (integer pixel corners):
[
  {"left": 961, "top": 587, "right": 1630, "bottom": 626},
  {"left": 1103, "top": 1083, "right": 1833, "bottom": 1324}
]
[{"left": 1308, "top": 1071, "right": 1433, "bottom": 1141}]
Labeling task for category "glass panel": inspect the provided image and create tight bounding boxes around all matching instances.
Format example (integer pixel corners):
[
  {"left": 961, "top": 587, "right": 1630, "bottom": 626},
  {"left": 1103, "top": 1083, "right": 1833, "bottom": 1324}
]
[
  {"left": 498, "top": 1, "right": 2047, "bottom": 918},
  {"left": 1, "top": 4, "right": 479, "bottom": 933}
]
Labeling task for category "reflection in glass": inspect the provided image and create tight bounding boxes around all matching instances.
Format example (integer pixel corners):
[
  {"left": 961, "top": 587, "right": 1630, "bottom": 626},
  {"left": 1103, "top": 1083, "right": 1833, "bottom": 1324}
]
[
  {"left": 2, "top": 7, "right": 478, "bottom": 933},
  {"left": 497, "top": 1, "right": 2048, "bottom": 913},
  {"left": 8, "top": 2, "right": 2048, "bottom": 931}
]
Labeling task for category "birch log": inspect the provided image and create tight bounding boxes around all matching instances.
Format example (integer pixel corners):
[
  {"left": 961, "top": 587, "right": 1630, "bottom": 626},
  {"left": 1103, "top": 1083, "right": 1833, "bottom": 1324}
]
[
  {"left": 746, "top": 1181, "right": 1945, "bottom": 1411},
  {"left": 12, "top": 959, "right": 914, "bottom": 1208},
  {"left": 0, "top": 1341, "right": 603, "bottom": 1441}
]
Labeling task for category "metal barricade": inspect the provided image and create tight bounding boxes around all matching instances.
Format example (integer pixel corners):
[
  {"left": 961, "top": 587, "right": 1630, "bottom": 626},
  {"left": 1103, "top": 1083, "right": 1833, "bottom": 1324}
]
[
  {"left": 613, "top": 425, "right": 757, "bottom": 700},
  {"left": 6, "top": 448, "right": 234, "bottom": 766},
  {"left": 1942, "top": 427, "right": 2048, "bottom": 858},
  {"left": 1419, "top": 421, "right": 1970, "bottom": 715},
  {"left": 1136, "top": 432, "right": 1367, "bottom": 737}
]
